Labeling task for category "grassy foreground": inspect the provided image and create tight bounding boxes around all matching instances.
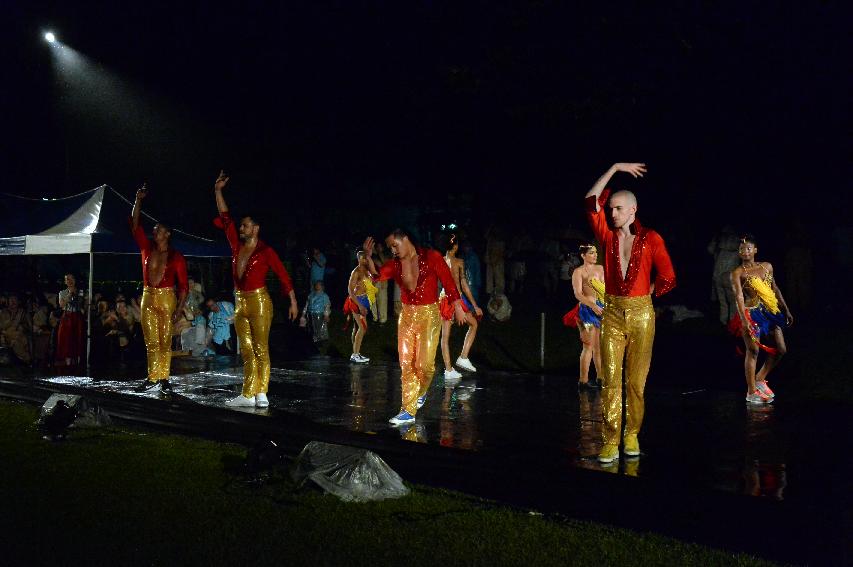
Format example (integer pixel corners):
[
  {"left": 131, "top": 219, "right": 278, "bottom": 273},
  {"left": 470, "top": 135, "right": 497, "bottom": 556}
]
[{"left": 0, "top": 400, "right": 774, "bottom": 567}]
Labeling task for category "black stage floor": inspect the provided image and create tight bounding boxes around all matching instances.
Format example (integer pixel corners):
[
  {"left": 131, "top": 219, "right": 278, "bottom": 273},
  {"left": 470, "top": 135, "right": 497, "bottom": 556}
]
[{"left": 1, "top": 354, "right": 850, "bottom": 565}]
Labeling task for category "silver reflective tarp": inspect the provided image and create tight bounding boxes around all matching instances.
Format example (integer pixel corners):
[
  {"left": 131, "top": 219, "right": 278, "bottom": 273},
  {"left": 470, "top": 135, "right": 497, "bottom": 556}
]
[{"left": 292, "top": 441, "right": 409, "bottom": 502}]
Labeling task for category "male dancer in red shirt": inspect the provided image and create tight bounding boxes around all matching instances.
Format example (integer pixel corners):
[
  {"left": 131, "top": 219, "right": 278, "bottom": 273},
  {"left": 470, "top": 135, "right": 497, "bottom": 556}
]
[
  {"left": 131, "top": 184, "right": 189, "bottom": 393},
  {"left": 585, "top": 163, "right": 676, "bottom": 463},
  {"left": 364, "top": 229, "right": 466, "bottom": 424},
  {"left": 213, "top": 171, "right": 298, "bottom": 408}
]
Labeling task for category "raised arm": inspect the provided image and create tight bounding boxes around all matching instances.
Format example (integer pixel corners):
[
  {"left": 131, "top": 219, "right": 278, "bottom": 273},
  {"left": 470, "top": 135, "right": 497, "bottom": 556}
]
[
  {"left": 585, "top": 163, "right": 647, "bottom": 210},
  {"left": 131, "top": 184, "right": 145, "bottom": 231},
  {"left": 131, "top": 183, "right": 147, "bottom": 232},
  {"left": 214, "top": 170, "right": 230, "bottom": 214},
  {"left": 362, "top": 237, "right": 378, "bottom": 276},
  {"left": 211, "top": 171, "right": 239, "bottom": 252},
  {"left": 129, "top": 184, "right": 150, "bottom": 251}
]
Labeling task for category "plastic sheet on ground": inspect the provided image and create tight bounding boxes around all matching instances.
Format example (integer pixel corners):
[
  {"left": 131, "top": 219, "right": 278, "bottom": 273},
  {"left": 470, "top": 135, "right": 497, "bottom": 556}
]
[
  {"left": 38, "top": 393, "right": 112, "bottom": 429},
  {"left": 292, "top": 441, "right": 409, "bottom": 502}
]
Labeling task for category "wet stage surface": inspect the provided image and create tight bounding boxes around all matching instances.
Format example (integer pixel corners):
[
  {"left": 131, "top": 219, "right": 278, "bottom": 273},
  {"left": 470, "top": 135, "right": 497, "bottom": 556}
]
[
  {"left": 36, "top": 356, "right": 850, "bottom": 506},
  {"left": 8, "top": 355, "right": 852, "bottom": 563}
]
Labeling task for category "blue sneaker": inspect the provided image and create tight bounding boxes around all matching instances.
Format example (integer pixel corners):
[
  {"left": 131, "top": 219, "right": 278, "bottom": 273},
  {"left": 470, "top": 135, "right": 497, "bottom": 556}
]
[
  {"left": 416, "top": 395, "right": 426, "bottom": 410},
  {"left": 388, "top": 410, "right": 415, "bottom": 425}
]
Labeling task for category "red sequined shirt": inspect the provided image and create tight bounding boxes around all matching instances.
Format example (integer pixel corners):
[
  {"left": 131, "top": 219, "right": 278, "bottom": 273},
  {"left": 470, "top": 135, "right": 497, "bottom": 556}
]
[
  {"left": 585, "top": 189, "right": 676, "bottom": 297},
  {"left": 130, "top": 220, "right": 189, "bottom": 293},
  {"left": 374, "top": 248, "right": 461, "bottom": 306},
  {"left": 214, "top": 212, "right": 294, "bottom": 295}
]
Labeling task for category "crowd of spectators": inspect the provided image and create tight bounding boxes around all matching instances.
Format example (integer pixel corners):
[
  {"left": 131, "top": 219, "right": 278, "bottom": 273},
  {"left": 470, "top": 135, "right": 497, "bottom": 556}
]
[{"left": 0, "top": 273, "right": 240, "bottom": 368}]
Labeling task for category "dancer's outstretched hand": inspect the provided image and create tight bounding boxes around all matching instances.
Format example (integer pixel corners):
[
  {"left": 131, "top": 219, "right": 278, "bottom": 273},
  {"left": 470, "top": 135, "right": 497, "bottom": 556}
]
[
  {"left": 613, "top": 163, "right": 647, "bottom": 178},
  {"left": 135, "top": 183, "right": 148, "bottom": 201},
  {"left": 362, "top": 236, "right": 375, "bottom": 256},
  {"left": 214, "top": 170, "right": 230, "bottom": 191}
]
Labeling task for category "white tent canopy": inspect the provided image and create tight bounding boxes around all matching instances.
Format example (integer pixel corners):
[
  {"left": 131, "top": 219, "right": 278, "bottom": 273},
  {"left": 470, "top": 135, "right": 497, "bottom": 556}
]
[{"left": 0, "top": 185, "right": 230, "bottom": 364}]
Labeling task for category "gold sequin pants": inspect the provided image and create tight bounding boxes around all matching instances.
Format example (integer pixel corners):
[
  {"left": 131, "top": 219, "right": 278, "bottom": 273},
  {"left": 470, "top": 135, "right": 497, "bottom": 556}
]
[
  {"left": 398, "top": 303, "right": 442, "bottom": 415},
  {"left": 235, "top": 288, "right": 274, "bottom": 397},
  {"left": 600, "top": 294, "right": 656, "bottom": 445},
  {"left": 140, "top": 287, "right": 177, "bottom": 382}
]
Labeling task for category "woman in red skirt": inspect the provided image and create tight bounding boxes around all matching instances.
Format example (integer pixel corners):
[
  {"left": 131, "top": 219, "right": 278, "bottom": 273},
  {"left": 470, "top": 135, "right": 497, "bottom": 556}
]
[{"left": 56, "top": 273, "right": 86, "bottom": 366}]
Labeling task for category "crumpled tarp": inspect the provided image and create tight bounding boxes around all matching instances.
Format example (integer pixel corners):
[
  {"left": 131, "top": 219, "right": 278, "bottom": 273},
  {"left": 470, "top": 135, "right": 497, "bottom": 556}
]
[
  {"left": 292, "top": 441, "right": 409, "bottom": 502},
  {"left": 38, "top": 393, "right": 112, "bottom": 429}
]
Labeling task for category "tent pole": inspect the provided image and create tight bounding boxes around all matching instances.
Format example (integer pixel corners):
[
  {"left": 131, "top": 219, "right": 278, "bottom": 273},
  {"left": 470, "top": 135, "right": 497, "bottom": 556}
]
[{"left": 87, "top": 251, "right": 93, "bottom": 368}]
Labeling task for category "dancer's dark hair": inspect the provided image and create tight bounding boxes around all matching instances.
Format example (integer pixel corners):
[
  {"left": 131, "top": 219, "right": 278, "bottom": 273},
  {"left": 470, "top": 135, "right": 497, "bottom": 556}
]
[
  {"left": 438, "top": 233, "right": 458, "bottom": 254},
  {"left": 740, "top": 233, "right": 758, "bottom": 247},
  {"left": 578, "top": 243, "right": 596, "bottom": 257},
  {"left": 387, "top": 227, "right": 421, "bottom": 249}
]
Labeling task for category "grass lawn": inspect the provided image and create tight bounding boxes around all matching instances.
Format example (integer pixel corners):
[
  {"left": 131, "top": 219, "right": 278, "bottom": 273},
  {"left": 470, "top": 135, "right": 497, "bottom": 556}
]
[{"left": 0, "top": 400, "right": 776, "bottom": 566}]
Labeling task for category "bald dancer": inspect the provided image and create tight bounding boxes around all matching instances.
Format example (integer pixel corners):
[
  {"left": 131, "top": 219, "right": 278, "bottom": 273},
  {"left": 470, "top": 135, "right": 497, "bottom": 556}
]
[{"left": 584, "top": 163, "right": 676, "bottom": 463}]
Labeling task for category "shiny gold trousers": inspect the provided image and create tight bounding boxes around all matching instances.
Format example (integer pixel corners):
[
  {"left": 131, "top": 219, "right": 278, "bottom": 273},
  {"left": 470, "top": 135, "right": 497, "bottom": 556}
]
[
  {"left": 235, "top": 288, "right": 274, "bottom": 397},
  {"left": 141, "top": 287, "right": 177, "bottom": 382},
  {"left": 600, "top": 294, "right": 656, "bottom": 445},
  {"left": 398, "top": 303, "right": 442, "bottom": 415}
]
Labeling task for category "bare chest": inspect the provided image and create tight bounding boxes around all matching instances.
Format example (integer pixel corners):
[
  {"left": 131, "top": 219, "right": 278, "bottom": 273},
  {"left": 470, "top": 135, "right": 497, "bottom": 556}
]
[
  {"left": 147, "top": 250, "right": 169, "bottom": 285},
  {"left": 400, "top": 257, "right": 419, "bottom": 292},
  {"left": 617, "top": 234, "right": 635, "bottom": 277},
  {"left": 352, "top": 268, "right": 368, "bottom": 293},
  {"left": 237, "top": 246, "right": 255, "bottom": 280}
]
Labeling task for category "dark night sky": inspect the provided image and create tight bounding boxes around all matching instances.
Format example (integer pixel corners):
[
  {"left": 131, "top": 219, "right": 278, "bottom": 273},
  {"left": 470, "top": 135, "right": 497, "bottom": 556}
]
[{"left": 2, "top": 1, "right": 849, "bottom": 263}]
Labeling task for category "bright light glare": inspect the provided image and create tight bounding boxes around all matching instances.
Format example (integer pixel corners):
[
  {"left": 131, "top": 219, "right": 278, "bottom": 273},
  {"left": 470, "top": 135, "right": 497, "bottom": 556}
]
[{"left": 45, "top": 32, "right": 56, "bottom": 43}]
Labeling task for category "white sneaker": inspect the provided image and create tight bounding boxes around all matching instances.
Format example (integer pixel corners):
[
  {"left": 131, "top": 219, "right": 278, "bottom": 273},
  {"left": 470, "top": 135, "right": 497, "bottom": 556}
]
[
  {"left": 225, "top": 395, "right": 256, "bottom": 407},
  {"left": 444, "top": 368, "right": 462, "bottom": 380},
  {"left": 455, "top": 357, "right": 476, "bottom": 372},
  {"left": 255, "top": 393, "right": 269, "bottom": 408},
  {"left": 416, "top": 394, "right": 427, "bottom": 410},
  {"left": 350, "top": 353, "right": 360, "bottom": 363},
  {"left": 357, "top": 354, "right": 370, "bottom": 363}
]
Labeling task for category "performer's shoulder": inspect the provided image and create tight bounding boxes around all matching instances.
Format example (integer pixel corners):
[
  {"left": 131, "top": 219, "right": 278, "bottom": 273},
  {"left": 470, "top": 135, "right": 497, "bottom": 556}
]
[{"left": 644, "top": 228, "right": 667, "bottom": 245}]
